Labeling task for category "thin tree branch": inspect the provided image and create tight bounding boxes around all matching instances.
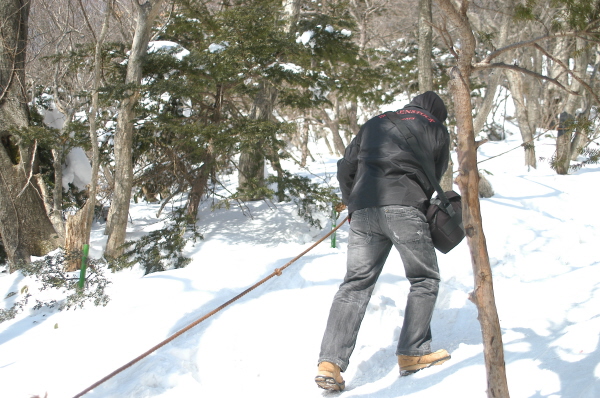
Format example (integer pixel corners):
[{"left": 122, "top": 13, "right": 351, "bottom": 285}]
[
  {"left": 479, "top": 31, "right": 594, "bottom": 65},
  {"left": 77, "top": 0, "right": 98, "bottom": 43},
  {"left": 432, "top": 18, "right": 459, "bottom": 58},
  {"left": 532, "top": 43, "right": 600, "bottom": 105},
  {"left": 0, "top": 0, "right": 28, "bottom": 103},
  {"left": 473, "top": 62, "right": 579, "bottom": 95},
  {"left": 435, "top": 0, "right": 476, "bottom": 73},
  {"left": 17, "top": 140, "right": 38, "bottom": 198},
  {"left": 0, "top": 168, "right": 20, "bottom": 260}
]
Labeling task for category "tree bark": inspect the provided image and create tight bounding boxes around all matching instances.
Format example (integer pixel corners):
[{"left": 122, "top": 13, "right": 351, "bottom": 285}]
[
  {"left": 50, "top": 33, "right": 79, "bottom": 244},
  {"left": 449, "top": 66, "right": 510, "bottom": 398},
  {"left": 418, "top": 0, "right": 433, "bottom": 93},
  {"left": 473, "top": 70, "right": 502, "bottom": 138},
  {"left": 50, "top": 145, "right": 66, "bottom": 238},
  {"left": 435, "top": 1, "right": 510, "bottom": 396},
  {"left": 420, "top": 0, "right": 455, "bottom": 191},
  {"left": 299, "top": 117, "right": 311, "bottom": 167},
  {"left": 0, "top": 0, "right": 60, "bottom": 272},
  {"left": 237, "top": 81, "right": 277, "bottom": 200},
  {"left": 439, "top": 127, "right": 455, "bottom": 192},
  {"left": 105, "top": 0, "right": 165, "bottom": 258},
  {"left": 567, "top": 37, "right": 590, "bottom": 160},
  {"left": 186, "top": 158, "right": 212, "bottom": 220},
  {"left": 83, "top": 0, "right": 111, "bottom": 244},
  {"left": 321, "top": 95, "right": 346, "bottom": 156},
  {"left": 555, "top": 111, "right": 573, "bottom": 175},
  {"left": 64, "top": 0, "right": 113, "bottom": 271},
  {"left": 64, "top": 200, "right": 93, "bottom": 271},
  {"left": 506, "top": 70, "right": 537, "bottom": 168}
]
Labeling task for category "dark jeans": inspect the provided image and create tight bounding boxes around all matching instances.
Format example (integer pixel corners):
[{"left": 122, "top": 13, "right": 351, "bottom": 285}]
[{"left": 318, "top": 205, "right": 440, "bottom": 372}]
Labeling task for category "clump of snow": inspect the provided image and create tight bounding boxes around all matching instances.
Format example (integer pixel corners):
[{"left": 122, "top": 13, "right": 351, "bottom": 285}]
[
  {"left": 277, "top": 62, "right": 303, "bottom": 73},
  {"left": 62, "top": 147, "right": 92, "bottom": 190},
  {"left": 42, "top": 106, "right": 92, "bottom": 190},
  {"left": 42, "top": 106, "right": 67, "bottom": 130},
  {"left": 208, "top": 42, "right": 229, "bottom": 53},
  {"left": 297, "top": 30, "right": 314, "bottom": 46},
  {"left": 148, "top": 41, "right": 190, "bottom": 59}
]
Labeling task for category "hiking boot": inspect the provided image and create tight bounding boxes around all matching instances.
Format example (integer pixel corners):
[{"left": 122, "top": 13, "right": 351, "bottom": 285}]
[
  {"left": 398, "top": 349, "right": 451, "bottom": 376},
  {"left": 315, "top": 361, "right": 345, "bottom": 391}
]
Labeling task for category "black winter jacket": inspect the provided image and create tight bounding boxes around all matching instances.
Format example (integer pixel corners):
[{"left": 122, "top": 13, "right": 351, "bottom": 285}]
[{"left": 337, "top": 91, "right": 450, "bottom": 215}]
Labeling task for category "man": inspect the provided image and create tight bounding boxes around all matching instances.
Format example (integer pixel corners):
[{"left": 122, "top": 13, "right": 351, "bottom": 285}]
[{"left": 315, "top": 91, "right": 451, "bottom": 391}]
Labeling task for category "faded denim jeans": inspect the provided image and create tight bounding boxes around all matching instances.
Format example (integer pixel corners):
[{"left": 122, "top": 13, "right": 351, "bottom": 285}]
[{"left": 318, "top": 205, "right": 440, "bottom": 372}]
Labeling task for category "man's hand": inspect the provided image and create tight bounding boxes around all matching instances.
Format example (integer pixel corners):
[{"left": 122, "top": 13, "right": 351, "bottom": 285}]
[{"left": 335, "top": 203, "right": 347, "bottom": 213}]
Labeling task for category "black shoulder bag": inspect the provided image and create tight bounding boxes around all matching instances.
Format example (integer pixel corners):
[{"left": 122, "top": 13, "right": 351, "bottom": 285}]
[{"left": 385, "top": 111, "right": 465, "bottom": 253}]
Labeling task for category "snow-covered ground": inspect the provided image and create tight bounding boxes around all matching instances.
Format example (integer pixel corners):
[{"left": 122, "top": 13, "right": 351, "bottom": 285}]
[{"left": 1, "top": 127, "right": 599, "bottom": 398}]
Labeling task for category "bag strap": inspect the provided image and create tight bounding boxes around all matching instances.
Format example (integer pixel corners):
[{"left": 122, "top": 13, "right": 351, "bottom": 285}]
[{"left": 385, "top": 111, "right": 456, "bottom": 217}]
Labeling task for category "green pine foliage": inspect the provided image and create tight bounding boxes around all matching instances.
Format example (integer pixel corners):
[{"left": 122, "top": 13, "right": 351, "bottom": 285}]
[
  {"left": 570, "top": 145, "right": 600, "bottom": 172},
  {"left": 0, "top": 289, "right": 30, "bottom": 324},
  {"left": 14, "top": 0, "right": 440, "bottom": 278},
  {"left": 541, "top": 113, "right": 600, "bottom": 173},
  {"left": 267, "top": 171, "right": 338, "bottom": 229},
  {"left": 132, "top": 0, "right": 368, "bottom": 210},
  {"left": 289, "top": 5, "right": 413, "bottom": 109},
  {"left": 0, "top": 250, "right": 111, "bottom": 323},
  {"left": 512, "top": 0, "right": 600, "bottom": 31},
  {"left": 117, "top": 209, "right": 203, "bottom": 275},
  {"left": 513, "top": 1, "right": 539, "bottom": 22},
  {"left": 552, "top": 0, "right": 600, "bottom": 31}
]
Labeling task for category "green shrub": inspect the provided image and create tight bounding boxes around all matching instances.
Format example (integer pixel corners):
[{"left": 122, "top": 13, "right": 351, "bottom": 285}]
[
  {"left": 117, "top": 209, "right": 203, "bottom": 275},
  {"left": 1, "top": 250, "right": 111, "bottom": 323}
]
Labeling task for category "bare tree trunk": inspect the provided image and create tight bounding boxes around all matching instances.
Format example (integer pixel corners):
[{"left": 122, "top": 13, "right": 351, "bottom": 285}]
[
  {"left": 49, "top": 32, "right": 78, "bottom": 243},
  {"left": 64, "top": 200, "right": 92, "bottom": 269},
  {"left": 435, "top": 1, "right": 510, "bottom": 396},
  {"left": 568, "top": 37, "right": 590, "bottom": 160},
  {"left": 299, "top": 118, "right": 311, "bottom": 167},
  {"left": 321, "top": 96, "right": 346, "bottom": 156},
  {"left": 50, "top": 145, "right": 66, "bottom": 238},
  {"left": 418, "top": 0, "right": 433, "bottom": 93},
  {"left": 525, "top": 48, "right": 543, "bottom": 142},
  {"left": 186, "top": 158, "right": 212, "bottom": 220},
  {"left": 237, "top": 81, "right": 277, "bottom": 200},
  {"left": 506, "top": 70, "right": 537, "bottom": 168},
  {"left": 0, "top": 0, "right": 60, "bottom": 272},
  {"left": 419, "top": 0, "right": 455, "bottom": 190},
  {"left": 47, "top": 105, "right": 75, "bottom": 248},
  {"left": 449, "top": 66, "right": 510, "bottom": 398},
  {"left": 473, "top": 67, "right": 504, "bottom": 137},
  {"left": 83, "top": 0, "right": 112, "bottom": 243},
  {"left": 322, "top": 133, "right": 334, "bottom": 155},
  {"left": 64, "top": 0, "right": 113, "bottom": 272},
  {"left": 105, "top": 0, "right": 165, "bottom": 258},
  {"left": 346, "top": 101, "right": 360, "bottom": 138},
  {"left": 440, "top": 127, "right": 455, "bottom": 191},
  {"left": 548, "top": 37, "right": 573, "bottom": 174},
  {"left": 555, "top": 111, "right": 573, "bottom": 175},
  {"left": 473, "top": 71, "right": 502, "bottom": 137}
]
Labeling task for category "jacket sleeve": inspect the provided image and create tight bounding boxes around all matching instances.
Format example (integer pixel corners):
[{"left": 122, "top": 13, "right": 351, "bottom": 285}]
[
  {"left": 434, "top": 128, "right": 450, "bottom": 183},
  {"left": 337, "top": 134, "right": 360, "bottom": 204}
]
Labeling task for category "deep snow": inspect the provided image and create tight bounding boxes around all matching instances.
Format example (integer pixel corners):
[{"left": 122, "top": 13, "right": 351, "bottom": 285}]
[{"left": 1, "top": 126, "right": 599, "bottom": 398}]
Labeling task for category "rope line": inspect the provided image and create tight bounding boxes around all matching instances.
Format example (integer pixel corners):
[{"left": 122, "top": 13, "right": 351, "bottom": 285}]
[
  {"left": 72, "top": 215, "right": 349, "bottom": 398},
  {"left": 476, "top": 127, "right": 599, "bottom": 167},
  {"left": 476, "top": 130, "right": 548, "bottom": 165}
]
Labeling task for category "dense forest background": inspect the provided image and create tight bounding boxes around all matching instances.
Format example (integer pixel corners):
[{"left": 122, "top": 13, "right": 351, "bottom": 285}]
[{"left": 1, "top": 0, "right": 599, "bottom": 275}]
